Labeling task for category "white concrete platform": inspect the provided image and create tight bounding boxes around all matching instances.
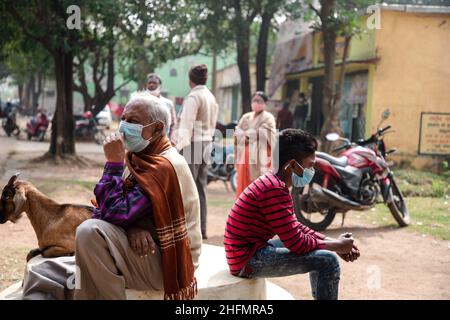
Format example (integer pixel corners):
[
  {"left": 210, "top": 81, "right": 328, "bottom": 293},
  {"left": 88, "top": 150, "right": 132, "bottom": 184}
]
[{"left": 0, "top": 244, "right": 294, "bottom": 300}]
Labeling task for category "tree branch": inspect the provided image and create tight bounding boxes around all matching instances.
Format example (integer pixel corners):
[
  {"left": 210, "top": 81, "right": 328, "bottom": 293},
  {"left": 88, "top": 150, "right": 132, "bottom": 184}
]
[
  {"left": 309, "top": 3, "right": 321, "bottom": 18},
  {"left": 6, "top": 6, "right": 52, "bottom": 52},
  {"left": 113, "top": 79, "right": 132, "bottom": 93}
]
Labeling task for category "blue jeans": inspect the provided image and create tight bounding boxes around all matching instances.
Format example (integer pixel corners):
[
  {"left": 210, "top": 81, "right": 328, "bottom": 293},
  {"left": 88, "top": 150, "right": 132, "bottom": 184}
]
[{"left": 238, "top": 239, "right": 340, "bottom": 300}]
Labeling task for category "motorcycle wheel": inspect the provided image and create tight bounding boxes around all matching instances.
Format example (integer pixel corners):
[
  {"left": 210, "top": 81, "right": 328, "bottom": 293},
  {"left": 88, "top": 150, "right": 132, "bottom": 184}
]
[
  {"left": 292, "top": 185, "right": 337, "bottom": 231},
  {"left": 230, "top": 169, "right": 237, "bottom": 193},
  {"left": 207, "top": 174, "right": 213, "bottom": 185},
  {"left": 38, "top": 130, "right": 45, "bottom": 142},
  {"left": 387, "top": 178, "right": 410, "bottom": 227}
]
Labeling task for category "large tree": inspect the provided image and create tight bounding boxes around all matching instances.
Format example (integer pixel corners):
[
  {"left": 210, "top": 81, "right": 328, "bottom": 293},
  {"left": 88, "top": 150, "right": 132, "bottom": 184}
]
[
  {"left": 309, "top": 0, "right": 370, "bottom": 151},
  {"left": 1, "top": 1, "right": 84, "bottom": 159},
  {"left": 1, "top": 0, "right": 215, "bottom": 160},
  {"left": 231, "top": 0, "right": 260, "bottom": 112},
  {"left": 1, "top": 43, "right": 52, "bottom": 115},
  {"left": 196, "top": 0, "right": 261, "bottom": 113},
  {"left": 255, "top": 0, "right": 303, "bottom": 92}
]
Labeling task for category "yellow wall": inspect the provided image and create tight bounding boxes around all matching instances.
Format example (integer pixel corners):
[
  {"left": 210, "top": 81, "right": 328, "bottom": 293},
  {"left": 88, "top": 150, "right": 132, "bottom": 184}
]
[{"left": 372, "top": 10, "right": 450, "bottom": 167}]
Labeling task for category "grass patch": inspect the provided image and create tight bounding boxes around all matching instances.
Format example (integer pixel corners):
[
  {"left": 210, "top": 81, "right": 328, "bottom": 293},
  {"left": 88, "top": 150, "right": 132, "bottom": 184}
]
[
  {"left": 395, "top": 169, "right": 450, "bottom": 198},
  {"left": 364, "top": 197, "right": 450, "bottom": 240}
]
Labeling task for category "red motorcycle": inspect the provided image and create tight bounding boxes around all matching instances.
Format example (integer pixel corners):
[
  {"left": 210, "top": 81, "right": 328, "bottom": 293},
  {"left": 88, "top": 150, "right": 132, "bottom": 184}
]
[
  {"left": 292, "top": 110, "right": 410, "bottom": 230},
  {"left": 26, "top": 110, "right": 49, "bottom": 141}
]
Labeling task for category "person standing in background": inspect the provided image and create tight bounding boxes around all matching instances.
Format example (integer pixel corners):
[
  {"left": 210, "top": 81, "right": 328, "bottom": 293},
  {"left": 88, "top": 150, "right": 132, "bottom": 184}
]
[
  {"left": 147, "top": 73, "right": 177, "bottom": 139},
  {"left": 293, "top": 92, "right": 309, "bottom": 130},
  {"left": 234, "top": 91, "right": 276, "bottom": 198},
  {"left": 172, "top": 64, "right": 219, "bottom": 240},
  {"left": 277, "top": 101, "right": 293, "bottom": 130}
]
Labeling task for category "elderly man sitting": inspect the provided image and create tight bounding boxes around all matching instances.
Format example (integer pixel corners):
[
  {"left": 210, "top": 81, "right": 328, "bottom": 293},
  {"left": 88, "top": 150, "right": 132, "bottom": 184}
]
[{"left": 75, "top": 91, "right": 202, "bottom": 300}]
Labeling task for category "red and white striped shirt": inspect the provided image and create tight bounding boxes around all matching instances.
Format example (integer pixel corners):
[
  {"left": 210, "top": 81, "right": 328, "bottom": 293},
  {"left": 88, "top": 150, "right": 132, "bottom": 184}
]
[{"left": 224, "top": 172, "right": 326, "bottom": 275}]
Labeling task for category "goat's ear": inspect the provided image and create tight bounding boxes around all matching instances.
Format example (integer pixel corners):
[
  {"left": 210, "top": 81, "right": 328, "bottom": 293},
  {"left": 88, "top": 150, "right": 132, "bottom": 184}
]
[{"left": 7, "top": 173, "right": 20, "bottom": 187}]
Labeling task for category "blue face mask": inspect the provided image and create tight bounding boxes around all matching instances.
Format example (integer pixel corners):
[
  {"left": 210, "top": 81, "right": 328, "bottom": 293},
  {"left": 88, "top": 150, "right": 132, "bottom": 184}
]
[
  {"left": 118, "top": 120, "right": 156, "bottom": 152},
  {"left": 291, "top": 161, "right": 315, "bottom": 188}
]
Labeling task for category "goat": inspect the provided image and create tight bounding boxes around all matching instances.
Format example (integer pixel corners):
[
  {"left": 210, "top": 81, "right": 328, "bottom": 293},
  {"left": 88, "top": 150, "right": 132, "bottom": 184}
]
[{"left": 0, "top": 173, "right": 92, "bottom": 262}]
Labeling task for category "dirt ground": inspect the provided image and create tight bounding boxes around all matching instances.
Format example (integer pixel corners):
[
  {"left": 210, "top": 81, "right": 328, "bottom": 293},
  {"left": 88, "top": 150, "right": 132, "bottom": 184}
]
[{"left": 0, "top": 135, "right": 449, "bottom": 299}]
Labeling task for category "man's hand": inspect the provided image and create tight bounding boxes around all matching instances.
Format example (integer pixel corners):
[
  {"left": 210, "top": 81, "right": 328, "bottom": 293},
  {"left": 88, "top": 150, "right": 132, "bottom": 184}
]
[
  {"left": 103, "top": 132, "right": 125, "bottom": 163},
  {"left": 126, "top": 227, "right": 156, "bottom": 257}
]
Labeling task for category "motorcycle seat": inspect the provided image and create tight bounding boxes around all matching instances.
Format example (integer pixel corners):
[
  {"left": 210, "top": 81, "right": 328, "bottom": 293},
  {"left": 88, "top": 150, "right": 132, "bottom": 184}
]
[{"left": 316, "top": 152, "right": 348, "bottom": 167}]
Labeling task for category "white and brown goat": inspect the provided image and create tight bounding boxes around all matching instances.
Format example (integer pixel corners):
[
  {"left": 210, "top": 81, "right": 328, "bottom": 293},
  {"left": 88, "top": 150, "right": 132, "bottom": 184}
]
[{"left": 0, "top": 173, "right": 92, "bottom": 261}]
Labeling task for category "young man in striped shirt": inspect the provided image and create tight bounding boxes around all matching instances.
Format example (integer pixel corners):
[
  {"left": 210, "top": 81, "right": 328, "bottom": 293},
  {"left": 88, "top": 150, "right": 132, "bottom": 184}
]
[{"left": 224, "top": 129, "right": 360, "bottom": 300}]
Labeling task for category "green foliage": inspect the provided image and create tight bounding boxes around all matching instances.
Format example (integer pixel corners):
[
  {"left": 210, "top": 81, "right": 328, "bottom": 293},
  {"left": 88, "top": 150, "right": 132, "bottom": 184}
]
[
  {"left": 395, "top": 169, "right": 449, "bottom": 198},
  {"left": 306, "top": 0, "right": 374, "bottom": 37},
  {"left": 432, "top": 181, "right": 446, "bottom": 198}
]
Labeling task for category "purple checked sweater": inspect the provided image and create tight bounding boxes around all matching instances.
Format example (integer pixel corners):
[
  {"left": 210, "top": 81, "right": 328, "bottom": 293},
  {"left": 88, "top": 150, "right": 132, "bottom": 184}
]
[{"left": 92, "top": 162, "right": 152, "bottom": 227}]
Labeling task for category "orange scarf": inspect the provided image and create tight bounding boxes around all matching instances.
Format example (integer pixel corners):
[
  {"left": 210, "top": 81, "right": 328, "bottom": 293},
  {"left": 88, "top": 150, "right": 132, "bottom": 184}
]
[{"left": 125, "top": 136, "right": 197, "bottom": 300}]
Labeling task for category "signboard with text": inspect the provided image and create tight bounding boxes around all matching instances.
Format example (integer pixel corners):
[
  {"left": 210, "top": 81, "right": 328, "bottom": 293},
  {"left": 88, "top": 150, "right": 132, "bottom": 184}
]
[{"left": 418, "top": 112, "right": 450, "bottom": 155}]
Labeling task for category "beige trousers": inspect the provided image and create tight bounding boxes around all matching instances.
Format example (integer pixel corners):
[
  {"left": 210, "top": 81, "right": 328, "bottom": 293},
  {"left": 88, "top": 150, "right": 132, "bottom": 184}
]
[{"left": 74, "top": 219, "right": 164, "bottom": 300}]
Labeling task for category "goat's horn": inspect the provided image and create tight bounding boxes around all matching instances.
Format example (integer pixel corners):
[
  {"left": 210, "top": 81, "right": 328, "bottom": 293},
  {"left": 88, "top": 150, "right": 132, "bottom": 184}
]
[{"left": 7, "top": 172, "right": 20, "bottom": 187}]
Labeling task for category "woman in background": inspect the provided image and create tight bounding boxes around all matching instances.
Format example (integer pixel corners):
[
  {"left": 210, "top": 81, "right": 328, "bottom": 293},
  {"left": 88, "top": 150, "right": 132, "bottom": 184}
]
[{"left": 234, "top": 91, "right": 276, "bottom": 198}]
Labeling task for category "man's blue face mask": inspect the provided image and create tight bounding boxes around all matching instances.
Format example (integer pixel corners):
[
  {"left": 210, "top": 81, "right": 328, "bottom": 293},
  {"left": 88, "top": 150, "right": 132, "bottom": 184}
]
[
  {"left": 287, "top": 160, "right": 315, "bottom": 188},
  {"left": 118, "top": 120, "right": 157, "bottom": 152}
]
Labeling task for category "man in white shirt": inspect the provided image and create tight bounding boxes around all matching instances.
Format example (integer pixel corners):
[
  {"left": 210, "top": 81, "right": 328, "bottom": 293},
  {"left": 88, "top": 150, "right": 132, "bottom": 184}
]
[
  {"left": 172, "top": 64, "right": 219, "bottom": 239},
  {"left": 147, "top": 73, "right": 177, "bottom": 138}
]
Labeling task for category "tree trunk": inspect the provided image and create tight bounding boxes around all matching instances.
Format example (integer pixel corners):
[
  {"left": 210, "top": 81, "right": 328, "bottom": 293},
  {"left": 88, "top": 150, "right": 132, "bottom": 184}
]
[
  {"left": 256, "top": 11, "right": 272, "bottom": 92},
  {"left": 236, "top": 25, "right": 252, "bottom": 114},
  {"left": 321, "top": 34, "right": 352, "bottom": 153},
  {"left": 31, "top": 71, "right": 43, "bottom": 115},
  {"left": 211, "top": 50, "right": 217, "bottom": 95},
  {"left": 23, "top": 78, "right": 32, "bottom": 112},
  {"left": 92, "top": 41, "right": 115, "bottom": 116},
  {"left": 17, "top": 84, "right": 23, "bottom": 107},
  {"left": 319, "top": 0, "right": 338, "bottom": 152},
  {"left": 49, "top": 50, "right": 75, "bottom": 157}
]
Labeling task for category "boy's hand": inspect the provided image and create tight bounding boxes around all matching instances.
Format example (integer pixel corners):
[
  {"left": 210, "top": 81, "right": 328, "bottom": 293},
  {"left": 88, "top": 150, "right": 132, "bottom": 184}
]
[{"left": 336, "top": 233, "right": 354, "bottom": 254}]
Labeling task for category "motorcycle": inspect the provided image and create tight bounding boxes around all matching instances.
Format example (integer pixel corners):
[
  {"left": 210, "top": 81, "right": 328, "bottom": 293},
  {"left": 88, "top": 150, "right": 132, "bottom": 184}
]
[
  {"left": 26, "top": 111, "right": 49, "bottom": 141},
  {"left": 74, "top": 111, "right": 106, "bottom": 145},
  {"left": 207, "top": 142, "right": 237, "bottom": 192},
  {"left": 292, "top": 109, "right": 410, "bottom": 230},
  {"left": 216, "top": 120, "right": 238, "bottom": 137},
  {"left": 2, "top": 109, "right": 20, "bottom": 137}
]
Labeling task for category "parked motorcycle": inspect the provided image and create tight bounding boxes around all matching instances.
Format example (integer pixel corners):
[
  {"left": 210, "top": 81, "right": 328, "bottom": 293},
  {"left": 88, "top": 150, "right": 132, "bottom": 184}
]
[
  {"left": 74, "top": 111, "right": 106, "bottom": 145},
  {"left": 2, "top": 109, "right": 20, "bottom": 137},
  {"left": 26, "top": 110, "right": 49, "bottom": 141},
  {"left": 292, "top": 109, "right": 410, "bottom": 230},
  {"left": 216, "top": 120, "right": 238, "bottom": 137},
  {"left": 207, "top": 142, "right": 237, "bottom": 192}
]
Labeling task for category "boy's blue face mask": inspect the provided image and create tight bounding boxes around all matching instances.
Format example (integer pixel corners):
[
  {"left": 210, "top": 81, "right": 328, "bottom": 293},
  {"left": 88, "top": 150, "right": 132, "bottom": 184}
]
[
  {"left": 118, "top": 120, "right": 157, "bottom": 152},
  {"left": 288, "top": 160, "right": 315, "bottom": 188}
]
